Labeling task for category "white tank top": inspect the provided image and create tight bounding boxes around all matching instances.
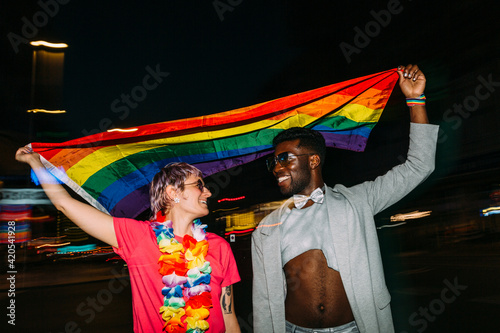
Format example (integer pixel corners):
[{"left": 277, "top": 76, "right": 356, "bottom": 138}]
[{"left": 280, "top": 197, "right": 339, "bottom": 271}]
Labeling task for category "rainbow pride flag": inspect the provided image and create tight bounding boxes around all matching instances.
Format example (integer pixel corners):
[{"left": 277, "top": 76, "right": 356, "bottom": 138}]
[{"left": 31, "top": 68, "right": 399, "bottom": 217}]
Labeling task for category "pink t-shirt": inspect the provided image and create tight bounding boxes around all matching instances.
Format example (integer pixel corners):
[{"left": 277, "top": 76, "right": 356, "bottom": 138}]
[{"left": 113, "top": 217, "right": 240, "bottom": 333}]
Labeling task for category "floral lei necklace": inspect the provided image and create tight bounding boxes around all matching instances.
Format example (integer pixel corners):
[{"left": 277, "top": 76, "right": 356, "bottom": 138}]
[{"left": 151, "top": 211, "right": 213, "bottom": 333}]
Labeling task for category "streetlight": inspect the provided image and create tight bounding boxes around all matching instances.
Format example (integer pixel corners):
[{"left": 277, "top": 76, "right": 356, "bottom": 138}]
[{"left": 28, "top": 40, "right": 68, "bottom": 141}]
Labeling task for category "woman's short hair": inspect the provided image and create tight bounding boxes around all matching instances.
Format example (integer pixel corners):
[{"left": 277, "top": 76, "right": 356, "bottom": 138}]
[{"left": 149, "top": 162, "right": 202, "bottom": 218}]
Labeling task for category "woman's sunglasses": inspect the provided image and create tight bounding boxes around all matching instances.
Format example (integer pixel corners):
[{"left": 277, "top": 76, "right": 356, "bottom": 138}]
[
  {"left": 265, "top": 152, "right": 314, "bottom": 172},
  {"left": 184, "top": 179, "right": 206, "bottom": 191}
]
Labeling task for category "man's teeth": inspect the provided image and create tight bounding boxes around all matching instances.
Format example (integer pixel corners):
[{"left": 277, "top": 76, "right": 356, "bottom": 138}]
[
  {"left": 200, "top": 200, "right": 207, "bottom": 204},
  {"left": 278, "top": 176, "right": 290, "bottom": 183}
]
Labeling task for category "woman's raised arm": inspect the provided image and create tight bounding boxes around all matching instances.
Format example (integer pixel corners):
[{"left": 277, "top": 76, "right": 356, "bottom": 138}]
[{"left": 15, "top": 146, "right": 118, "bottom": 247}]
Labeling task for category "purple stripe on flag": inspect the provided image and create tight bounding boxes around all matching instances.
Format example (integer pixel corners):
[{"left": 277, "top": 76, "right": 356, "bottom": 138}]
[
  {"left": 194, "top": 150, "right": 273, "bottom": 176},
  {"left": 322, "top": 133, "right": 369, "bottom": 152},
  {"left": 110, "top": 185, "right": 151, "bottom": 218}
]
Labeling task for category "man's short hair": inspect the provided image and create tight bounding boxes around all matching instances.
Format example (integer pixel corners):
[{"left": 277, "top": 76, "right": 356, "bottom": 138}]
[{"left": 272, "top": 127, "right": 326, "bottom": 166}]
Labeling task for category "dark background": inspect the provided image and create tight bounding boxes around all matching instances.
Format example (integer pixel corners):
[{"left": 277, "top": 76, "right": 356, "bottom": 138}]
[{"left": 1, "top": 0, "right": 500, "bottom": 332}]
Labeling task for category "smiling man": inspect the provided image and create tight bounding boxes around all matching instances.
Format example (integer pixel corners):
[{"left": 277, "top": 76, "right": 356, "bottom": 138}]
[{"left": 251, "top": 65, "right": 439, "bottom": 333}]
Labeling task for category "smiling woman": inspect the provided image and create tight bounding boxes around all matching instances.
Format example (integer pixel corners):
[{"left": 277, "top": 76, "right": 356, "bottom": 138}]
[
  {"left": 14, "top": 148, "right": 242, "bottom": 333},
  {"left": 118, "top": 162, "right": 243, "bottom": 332}
]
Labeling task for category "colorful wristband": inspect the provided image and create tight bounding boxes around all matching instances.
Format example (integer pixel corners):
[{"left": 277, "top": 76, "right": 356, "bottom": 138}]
[{"left": 406, "top": 94, "right": 426, "bottom": 107}]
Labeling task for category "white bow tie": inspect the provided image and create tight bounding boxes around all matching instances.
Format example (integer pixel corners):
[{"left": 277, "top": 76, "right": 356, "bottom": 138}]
[{"left": 293, "top": 187, "right": 324, "bottom": 209}]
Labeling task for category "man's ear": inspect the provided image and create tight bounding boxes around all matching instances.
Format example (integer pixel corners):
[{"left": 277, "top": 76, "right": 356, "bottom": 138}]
[{"left": 310, "top": 154, "right": 321, "bottom": 169}]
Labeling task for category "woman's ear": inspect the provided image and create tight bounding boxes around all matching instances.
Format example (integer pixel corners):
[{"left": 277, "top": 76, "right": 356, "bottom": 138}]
[{"left": 165, "top": 185, "right": 177, "bottom": 201}]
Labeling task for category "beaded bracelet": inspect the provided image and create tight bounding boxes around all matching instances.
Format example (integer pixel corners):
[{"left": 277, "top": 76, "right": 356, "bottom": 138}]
[{"left": 406, "top": 94, "right": 426, "bottom": 107}]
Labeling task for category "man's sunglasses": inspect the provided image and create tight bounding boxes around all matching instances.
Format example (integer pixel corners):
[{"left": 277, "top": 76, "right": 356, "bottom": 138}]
[
  {"left": 266, "top": 152, "right": 314, "bottom": 172},
  {"left": 184, "top": 179, "right": 206, "bottom": 191}
]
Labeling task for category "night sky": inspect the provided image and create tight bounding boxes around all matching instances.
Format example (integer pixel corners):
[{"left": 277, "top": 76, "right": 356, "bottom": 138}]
[
  {"left": 2, "top": 1, "right": 495, "bottom": 136},
  {"left": 1, "top": 0, "right": 499, "bottom": 207}
]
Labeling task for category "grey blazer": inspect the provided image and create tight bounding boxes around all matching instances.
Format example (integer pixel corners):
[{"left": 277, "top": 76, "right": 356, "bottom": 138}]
[{"left": 251, "top": 123, "right": 439, "bottom": 333}]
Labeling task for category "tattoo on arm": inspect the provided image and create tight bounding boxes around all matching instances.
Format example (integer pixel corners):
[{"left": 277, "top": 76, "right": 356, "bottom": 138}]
[{"left": 222, "top": 286, "right": 233, "bottom": 314}]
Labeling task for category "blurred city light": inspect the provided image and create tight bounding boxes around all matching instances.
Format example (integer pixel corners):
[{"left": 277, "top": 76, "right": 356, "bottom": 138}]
[
  {"left": 390, "top": 210, "right": 432, "bottom": 222},
  {"left": 30, "top": 40, "right": 68, "bottom": 48},
  {"left": 480, "top": 206, "right": 500, "bottom": 217},
  {"left": 27, "top": 109, "right": 66, "bottom": 114},
  {"left": 35, "top": 242, "right": 71, "bottom": 249},
  {"left": 218, "top": 196, "right": 246, "bottom": 203},
  {"left": 107, "top": 128, "right": 138, "bottom": 132}
]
